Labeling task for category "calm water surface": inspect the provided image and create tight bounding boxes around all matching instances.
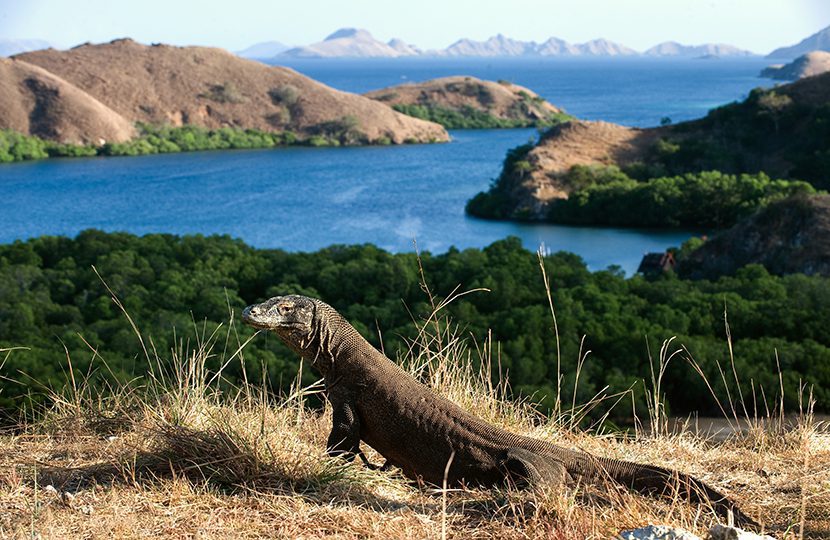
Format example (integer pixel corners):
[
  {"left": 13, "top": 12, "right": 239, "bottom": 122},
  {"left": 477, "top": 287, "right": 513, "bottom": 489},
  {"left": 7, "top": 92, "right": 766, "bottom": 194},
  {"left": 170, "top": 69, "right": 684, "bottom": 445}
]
[
  {"left": 0, "top": 58, "right": 775, "bottom": 274},
  {"left": 276, "top": 57, "right": 772, "bottom": 126},
  {"left": 3, "top": 130, "right": 692, "bottom": 273}
]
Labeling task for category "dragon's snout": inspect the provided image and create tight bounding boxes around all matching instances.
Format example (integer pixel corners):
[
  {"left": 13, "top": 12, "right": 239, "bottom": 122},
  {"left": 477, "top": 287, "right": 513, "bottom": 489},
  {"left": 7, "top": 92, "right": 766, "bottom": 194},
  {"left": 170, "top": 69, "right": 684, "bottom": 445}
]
[{"left": 242, "top": 304, "right": 266, "bottom": 326}]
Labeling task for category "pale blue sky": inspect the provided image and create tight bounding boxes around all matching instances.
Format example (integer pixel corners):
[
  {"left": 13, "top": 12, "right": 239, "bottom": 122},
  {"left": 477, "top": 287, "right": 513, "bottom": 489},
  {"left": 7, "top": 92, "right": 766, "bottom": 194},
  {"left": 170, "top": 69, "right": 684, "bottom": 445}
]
[{"left": 1, "top": 0, "right": 827, "bottom": 53}]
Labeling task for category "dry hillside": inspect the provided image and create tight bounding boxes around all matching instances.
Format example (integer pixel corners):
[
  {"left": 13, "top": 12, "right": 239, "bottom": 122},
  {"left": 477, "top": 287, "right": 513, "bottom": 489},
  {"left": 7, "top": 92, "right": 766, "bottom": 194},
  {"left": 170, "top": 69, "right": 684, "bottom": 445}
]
[
  {"left": 678, "top": 194, "right": 830, "bottom": 279},
  {"left": 365, "top": 76, "right": 565, "bottom": 126},
  {"left": 761, "top": 51, "right": 830, "bottom": 80},
  {"left": 0, "top": 58, "right": 135, "bottom": 144},
  {"left": 498, "top": 120, "right": 664, "bottom": 217},
  {"left": 15, "top": 39, "right": 448, "bottom": 144}
]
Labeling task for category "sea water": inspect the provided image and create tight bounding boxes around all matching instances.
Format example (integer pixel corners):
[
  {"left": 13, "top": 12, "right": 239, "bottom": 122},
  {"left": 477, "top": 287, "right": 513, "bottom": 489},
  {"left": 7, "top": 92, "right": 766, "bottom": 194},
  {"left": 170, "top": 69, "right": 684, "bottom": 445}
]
[{"left": 0, "top": 57, "right": 772, "bottom": 274}]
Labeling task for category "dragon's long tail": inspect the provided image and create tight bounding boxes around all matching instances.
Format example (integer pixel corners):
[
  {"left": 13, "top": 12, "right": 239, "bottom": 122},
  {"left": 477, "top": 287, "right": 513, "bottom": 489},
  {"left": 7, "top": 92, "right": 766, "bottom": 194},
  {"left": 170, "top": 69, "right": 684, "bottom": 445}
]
[{"left": 563, "top": 451, "right": 759, "bottom": 529}]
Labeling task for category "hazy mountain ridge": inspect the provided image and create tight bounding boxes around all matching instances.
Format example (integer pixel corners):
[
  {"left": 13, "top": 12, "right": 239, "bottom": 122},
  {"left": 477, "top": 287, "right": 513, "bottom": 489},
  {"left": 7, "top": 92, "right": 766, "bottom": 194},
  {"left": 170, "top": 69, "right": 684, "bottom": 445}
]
[
  {"left": 236, "top": 41, "right": 290, "bottom": 59},
  {"left": 263, "top": 28, "right": 755, "bottom": 59},
  {"left": 0, "top": 39, "right": 52, "bottom": 57},
  {"left": 280, "top": 28, "right": 420, "bottom": 58},
  {"left": 643, "top": 41, "right": 755, "bottom": 57},
  {"left": 768, "top": 25, "right": 830, "bottom": 59}
]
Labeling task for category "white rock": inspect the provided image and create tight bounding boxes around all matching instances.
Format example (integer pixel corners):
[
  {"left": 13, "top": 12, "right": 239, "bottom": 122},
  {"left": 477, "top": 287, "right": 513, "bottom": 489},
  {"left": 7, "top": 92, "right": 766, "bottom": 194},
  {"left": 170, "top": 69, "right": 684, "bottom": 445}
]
[
  {"left": 617, "top": 525, "right": 702, "bottom": 540},
  {"left": 708, "top": 524, "right": 776, "bottom": 540}
]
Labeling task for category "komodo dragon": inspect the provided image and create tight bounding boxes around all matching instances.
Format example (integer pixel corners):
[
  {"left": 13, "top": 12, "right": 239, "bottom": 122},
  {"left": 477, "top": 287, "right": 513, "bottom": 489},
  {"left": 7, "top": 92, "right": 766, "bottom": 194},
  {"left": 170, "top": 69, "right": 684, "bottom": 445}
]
[{"left": 242, "top": 294, "right": 757, "bottom": 527}]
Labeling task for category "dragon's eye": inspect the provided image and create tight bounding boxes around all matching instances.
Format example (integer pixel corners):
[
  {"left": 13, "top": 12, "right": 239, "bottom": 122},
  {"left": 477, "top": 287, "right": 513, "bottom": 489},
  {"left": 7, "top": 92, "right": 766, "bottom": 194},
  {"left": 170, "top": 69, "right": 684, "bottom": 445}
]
[{"left": 278, "top": 304, "right": 293, "bottom": 315}]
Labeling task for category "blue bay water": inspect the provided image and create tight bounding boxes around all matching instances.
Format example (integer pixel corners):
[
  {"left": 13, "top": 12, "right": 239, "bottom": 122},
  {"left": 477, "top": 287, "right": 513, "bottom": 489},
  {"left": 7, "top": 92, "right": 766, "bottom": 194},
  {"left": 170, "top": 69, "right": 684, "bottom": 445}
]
[
  {"left": 276, "top": 56, "right": 772, "bottom": 126},
  {"left": 0, "top": 58, "right": 774, "bottom": 274}
]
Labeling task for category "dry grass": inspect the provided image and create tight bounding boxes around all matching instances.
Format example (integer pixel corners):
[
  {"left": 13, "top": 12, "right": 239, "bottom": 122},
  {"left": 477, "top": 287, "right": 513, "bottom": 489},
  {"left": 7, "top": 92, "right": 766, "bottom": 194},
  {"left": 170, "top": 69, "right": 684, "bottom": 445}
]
[{"left": 1, "top": 285, "right": 829, "bottom": 539}]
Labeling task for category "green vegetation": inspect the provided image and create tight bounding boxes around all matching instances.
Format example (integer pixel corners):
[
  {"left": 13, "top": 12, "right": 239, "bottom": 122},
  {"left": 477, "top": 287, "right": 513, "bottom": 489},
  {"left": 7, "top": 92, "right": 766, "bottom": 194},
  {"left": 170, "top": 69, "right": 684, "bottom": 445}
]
[
  {"left": 1, "top": 232, "right": 827, "bottom": 422},
  {"left": 0, "top": 129, "right": 97, "bottom": 162},
  {"left": 392, "top": 104, "right": 572, "bottom": 129},
  {"left": 390, "top": 80, "right": 574, "bottom": 129},
  {"left": 101, "top": 124, "right": 299, "bottom": 156},
  {"left": 466, "top": 142, "right": 536, "bottom": 218},
  {"left": 0, "top": 121, "right": 401, "bottom": 164},
  {"left": 267, "top": 84, "right": 301, "bottom": 126},
  {"left": 0, "top": 130, "right": 49, "bottom": 162},
  {"left": 648, "top": 87, "right": 830, "bottom": 189},
  {"left": 548, "top": 167, "right": 818, "bottom": 228},
  {"left": 307, "top": 115, "right": 365, "bottom": 146},
  {"left": 199, "top": 81, "right": 246, "bottom": 104},
  {"left": 466, "top": 140, "right": 821, "bottom": 228}
]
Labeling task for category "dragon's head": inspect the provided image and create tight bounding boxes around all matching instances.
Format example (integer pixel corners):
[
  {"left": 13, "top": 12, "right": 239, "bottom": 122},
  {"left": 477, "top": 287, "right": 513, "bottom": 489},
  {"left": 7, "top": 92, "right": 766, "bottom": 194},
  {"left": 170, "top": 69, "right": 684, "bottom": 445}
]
[
  {"left": 242, "top": 294, "right": 335, "bottom": 374},
  {"left": 242, "top": 294, "right": 316, "bottom": 334}
]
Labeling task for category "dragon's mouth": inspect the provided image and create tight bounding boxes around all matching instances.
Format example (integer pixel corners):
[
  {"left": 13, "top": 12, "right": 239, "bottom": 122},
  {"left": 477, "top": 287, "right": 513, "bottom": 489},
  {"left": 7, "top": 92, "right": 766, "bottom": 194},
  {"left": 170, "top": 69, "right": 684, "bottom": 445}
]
[
  {"left": 241, "top": 317, "right": 271, "bottom": 330},
  {"left": 241, "top": 307, "right": 311, "bottom": 332}
]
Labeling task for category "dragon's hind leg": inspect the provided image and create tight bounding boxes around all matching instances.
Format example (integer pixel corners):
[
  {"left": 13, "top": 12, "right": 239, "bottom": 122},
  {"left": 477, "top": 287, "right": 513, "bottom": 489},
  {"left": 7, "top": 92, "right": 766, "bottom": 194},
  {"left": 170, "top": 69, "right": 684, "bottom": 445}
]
[{"left": 500, "top": 447, "right": 572, "bottom": 488}]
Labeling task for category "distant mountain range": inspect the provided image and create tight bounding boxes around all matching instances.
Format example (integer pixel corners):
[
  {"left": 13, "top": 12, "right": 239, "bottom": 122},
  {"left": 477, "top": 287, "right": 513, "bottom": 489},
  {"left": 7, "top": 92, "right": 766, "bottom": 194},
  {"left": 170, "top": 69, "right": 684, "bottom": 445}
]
[
  {"left": 436, "top": 34, "right": 639, "bottom": 57},
  {"left": 767, "top": 25, "right": 830, "bottom": 59},
  {"left": 642, "top": 41, "right": 755, "bottom": 58},
  {"left": 0, "top": 39, "right": 52, "bottom": 57},
  {"left": 278, "top": 29, "right": 421, "bottom": 58},
  {"left": 236, "top": 40, "right": 290, "bottom": 59},
  {"left": 13, "top": 25, "right": 828, "bottom": 62},
  {"left": 245, "top": 28, "right": 757, "bottom": 59}
]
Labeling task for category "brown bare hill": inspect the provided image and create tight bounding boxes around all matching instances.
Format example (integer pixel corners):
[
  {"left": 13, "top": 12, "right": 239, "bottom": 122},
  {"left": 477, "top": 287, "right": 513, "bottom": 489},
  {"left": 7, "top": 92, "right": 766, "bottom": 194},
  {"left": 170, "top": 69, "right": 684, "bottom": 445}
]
[
  {"left": 678, "top": 195, "right": 830, "bottom": 279},
  {"left": 761, "top": 51, "right": 830, "bottom": 80},
  {"left": 365, "top": 76, "right": 566, "bottom": 127},
  {"left": 521, "top": 120, "right": 662, "bottom": 203},
  {"left": 0, "top": 57, "right": 135, "bottom": 144},
  {"left": 16, "top": 39, "right": 447, "bottom": 144},
  {"left": 473, "top": 120, "right": 664, "bottom": 218}
]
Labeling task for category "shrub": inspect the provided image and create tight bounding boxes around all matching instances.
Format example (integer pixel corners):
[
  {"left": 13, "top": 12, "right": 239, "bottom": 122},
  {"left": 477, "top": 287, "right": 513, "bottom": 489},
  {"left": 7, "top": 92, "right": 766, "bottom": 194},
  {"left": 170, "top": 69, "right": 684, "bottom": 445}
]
[
  {"left": 548, "top": 169, "right": 818, "bottom": 228},
  {"left": 0, "top": 130, "right": 49, "bottom": 162},
  {"left": 268, "top": 85, "right": 300, "bottom": 107},
  {"left": 200, "top": 82, "right": 246, "bottom": 104}
]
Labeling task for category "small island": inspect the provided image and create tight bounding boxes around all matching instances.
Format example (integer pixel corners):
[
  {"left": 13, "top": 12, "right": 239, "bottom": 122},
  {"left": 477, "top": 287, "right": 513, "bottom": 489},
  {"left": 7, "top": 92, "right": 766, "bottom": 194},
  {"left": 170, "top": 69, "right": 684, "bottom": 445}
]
[{"left": 365, "top": 76, "right": 572, "bottom": 129}]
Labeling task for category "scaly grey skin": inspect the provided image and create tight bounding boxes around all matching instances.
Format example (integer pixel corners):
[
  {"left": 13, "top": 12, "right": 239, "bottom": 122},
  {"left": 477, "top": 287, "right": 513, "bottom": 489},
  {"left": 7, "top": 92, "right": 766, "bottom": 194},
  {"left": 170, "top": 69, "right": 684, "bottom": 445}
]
[{"left": 242, "top": 294, "right": 758, "bottom": 528}]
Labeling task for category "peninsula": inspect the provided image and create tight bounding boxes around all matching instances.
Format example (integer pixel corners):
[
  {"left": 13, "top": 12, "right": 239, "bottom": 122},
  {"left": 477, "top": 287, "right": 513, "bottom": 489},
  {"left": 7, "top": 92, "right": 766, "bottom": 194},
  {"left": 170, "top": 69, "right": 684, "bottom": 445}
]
[
  {"left": 466, "top": 72, "right": 829, "bottom": 226},
  {"left": 761, "top": 51, "right": 830, "bottom": 80}
]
